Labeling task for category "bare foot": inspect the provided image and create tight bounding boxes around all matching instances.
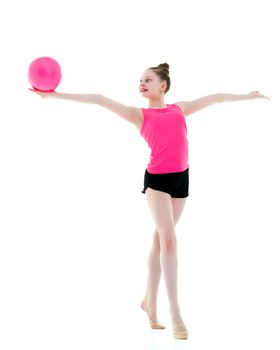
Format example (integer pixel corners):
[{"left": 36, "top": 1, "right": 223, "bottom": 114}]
[
  {"left": 141, "top": 299, "right": 165, "bottom": 329},
  {"left": 140, "top": 299, "right": 158, "bottom": 324},
  {"left": 171, "top": 313, "right": 187, "bottom": 333}
]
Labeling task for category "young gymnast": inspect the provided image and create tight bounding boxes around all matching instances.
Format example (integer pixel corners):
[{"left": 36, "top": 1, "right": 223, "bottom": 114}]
[{"left": 30, "top": 62, "right": 270, "bottom": 340}]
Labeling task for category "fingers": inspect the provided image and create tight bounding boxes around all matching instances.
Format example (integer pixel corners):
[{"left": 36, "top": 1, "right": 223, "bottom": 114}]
[
  {"left": 29, "top": 88, "right": 47, "bottom": 98},
  {"left": 259, "top": 94, "right": 270, "bottom": 100},
  {"left": 250, "top": 91, "right": 271, "bottom": 100}
]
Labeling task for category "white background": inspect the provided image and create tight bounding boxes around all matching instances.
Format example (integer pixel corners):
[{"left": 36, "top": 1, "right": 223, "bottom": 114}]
[{"left": 1, "top": 0, "right": 279, "bottom": 349}]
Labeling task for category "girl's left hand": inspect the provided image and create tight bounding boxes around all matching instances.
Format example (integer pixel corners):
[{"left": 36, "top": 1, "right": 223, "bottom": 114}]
[{"left": 250, "top": 91, "right": 271, "bottom": 100}]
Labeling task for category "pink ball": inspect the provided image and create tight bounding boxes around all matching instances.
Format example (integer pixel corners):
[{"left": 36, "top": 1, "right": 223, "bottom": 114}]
[{"left": 28, "top": 56, "right": 62, "bottom": 92}]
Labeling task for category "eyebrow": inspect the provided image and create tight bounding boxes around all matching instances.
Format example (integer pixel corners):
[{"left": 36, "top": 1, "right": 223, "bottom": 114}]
[{"left": 140, "top": 76, "right": 152, "bottom": 80}]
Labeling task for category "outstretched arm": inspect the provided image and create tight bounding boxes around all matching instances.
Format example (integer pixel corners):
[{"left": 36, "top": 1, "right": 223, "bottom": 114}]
[
  {"left": 176, "top": 91, "right": 271, "bottom": 116},
  {"left": 219, "top": 91, "right": 271, "bottom": 102},
  {"left": 29, "top": 90, "right": 139, "bottom": 126}
]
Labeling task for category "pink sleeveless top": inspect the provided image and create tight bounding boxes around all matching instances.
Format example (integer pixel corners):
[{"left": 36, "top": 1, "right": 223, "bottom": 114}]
[{"left": 140, "top": 104, "right": 189, "bottom": 174}]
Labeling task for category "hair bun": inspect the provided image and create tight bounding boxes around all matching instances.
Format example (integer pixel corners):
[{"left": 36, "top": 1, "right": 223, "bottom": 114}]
[{"left": 158, "top": 63, "right": 169, "bottom": 72}]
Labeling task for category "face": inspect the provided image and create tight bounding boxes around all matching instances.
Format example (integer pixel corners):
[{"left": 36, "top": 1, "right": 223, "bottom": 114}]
[{"left": 139, "top": 69, "right": 167, "bottom": 98}]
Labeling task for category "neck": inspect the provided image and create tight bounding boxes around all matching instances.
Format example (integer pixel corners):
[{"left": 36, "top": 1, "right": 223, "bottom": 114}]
[{"left": 148, "top": 97, "right": 167, "bottom": 109}]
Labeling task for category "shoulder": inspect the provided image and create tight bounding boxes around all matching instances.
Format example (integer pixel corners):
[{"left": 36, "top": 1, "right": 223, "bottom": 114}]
[{"left": 173, "top": 101, "right": 191, "bottom": 116}]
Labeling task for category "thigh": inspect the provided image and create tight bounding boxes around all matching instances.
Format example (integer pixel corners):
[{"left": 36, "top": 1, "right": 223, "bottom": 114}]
[
  {"left": 153, "top": 197, "right": 186, "bottom": 240},
  {"left": 145, "top": 187, "right": 175, "bottom": 235},
  {"left": 172, "top": 197, "right": 187, "bottom": 226}
]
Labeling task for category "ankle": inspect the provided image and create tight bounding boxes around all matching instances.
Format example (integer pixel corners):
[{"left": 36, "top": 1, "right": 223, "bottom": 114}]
[
  {"left": 170, "top": 308, "right": 184, "bottom": 323},
  {"left": 145, "top": 295, "right": 157, "bottom": 306},
  {"left": 169, "top": 304, "right": 181, "bottom": 316}
]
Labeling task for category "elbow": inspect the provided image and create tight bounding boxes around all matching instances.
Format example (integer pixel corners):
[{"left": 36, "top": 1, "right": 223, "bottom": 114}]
[
  {"left": 216, "top": 93, "right": 224, "bottom": 103},
  {"left": 93, "top": 94, "right": 104, "bottom": 105}
]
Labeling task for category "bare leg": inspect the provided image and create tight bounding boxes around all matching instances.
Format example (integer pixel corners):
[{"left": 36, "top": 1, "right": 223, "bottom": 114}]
[
  {"left": 141, "top": 230, "right": 162, "bottom": 324},
  {"left": 144, "top": 188, "right": 187, "bottom": 333},
  {"left": 159, "top": 232, "right": 184, "bottom": 326}
]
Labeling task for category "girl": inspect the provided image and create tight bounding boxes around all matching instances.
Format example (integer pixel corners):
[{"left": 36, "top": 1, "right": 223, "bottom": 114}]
[{"left": 30, "top": 63, "right": 270, "bottom": 340}]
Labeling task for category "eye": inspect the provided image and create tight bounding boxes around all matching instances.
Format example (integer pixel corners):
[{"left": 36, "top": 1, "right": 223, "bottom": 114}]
[{"left": 139, "top": 78, "right": 151, "bottom": 83}]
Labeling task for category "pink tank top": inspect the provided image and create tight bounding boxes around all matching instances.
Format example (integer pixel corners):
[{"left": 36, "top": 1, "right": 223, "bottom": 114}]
[{"left": 140, "top": 104, "right": 189, "bottom": 174}]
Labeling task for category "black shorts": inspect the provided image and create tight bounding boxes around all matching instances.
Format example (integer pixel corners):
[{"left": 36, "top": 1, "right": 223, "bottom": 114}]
[{"left": 141, "top": 168, "right": 189, "bottom": 198}]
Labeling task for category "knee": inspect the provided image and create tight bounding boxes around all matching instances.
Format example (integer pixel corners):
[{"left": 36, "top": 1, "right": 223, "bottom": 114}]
[
  {"left": 159, "top": 232, "right": 177, "bottom": 254},
  {"left": 162, "top": 237, "right": 177, "bottom": 254}
]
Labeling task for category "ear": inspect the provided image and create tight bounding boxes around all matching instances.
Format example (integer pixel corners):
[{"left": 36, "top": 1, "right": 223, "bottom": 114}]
[{"left": 160, "top": 80, "right": 167, "bottom": 92}]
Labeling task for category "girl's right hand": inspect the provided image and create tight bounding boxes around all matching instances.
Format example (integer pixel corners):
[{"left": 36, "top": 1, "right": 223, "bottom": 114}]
[{"left": 28, "top": 88, "right": 56, "bottom": 98}]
